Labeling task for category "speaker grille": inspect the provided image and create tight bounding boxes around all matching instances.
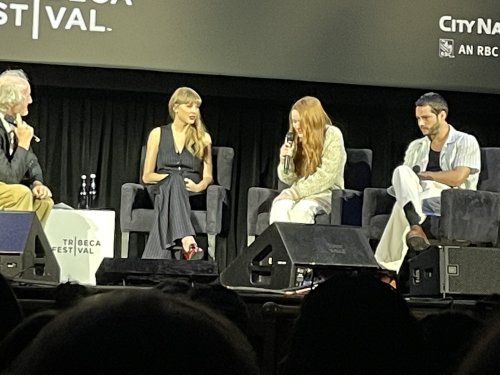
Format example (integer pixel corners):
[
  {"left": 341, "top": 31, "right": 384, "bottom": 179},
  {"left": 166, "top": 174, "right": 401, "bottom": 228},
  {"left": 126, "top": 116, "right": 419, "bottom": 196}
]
[
  {"left": 0, "top": 212, "right": 59, "bottom": 282},
  {"left": 446, "top": 247, "right": 500, "bottom": 295},
  {"left": 0, "top": 212, "right": 34, "bottom": 253}
]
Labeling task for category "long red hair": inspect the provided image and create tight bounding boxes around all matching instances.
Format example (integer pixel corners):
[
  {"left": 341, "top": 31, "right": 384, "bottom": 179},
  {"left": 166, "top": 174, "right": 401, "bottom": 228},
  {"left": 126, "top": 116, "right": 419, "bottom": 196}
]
[{"left": 290, "top": 97, "right": 331, "bottom": 178}]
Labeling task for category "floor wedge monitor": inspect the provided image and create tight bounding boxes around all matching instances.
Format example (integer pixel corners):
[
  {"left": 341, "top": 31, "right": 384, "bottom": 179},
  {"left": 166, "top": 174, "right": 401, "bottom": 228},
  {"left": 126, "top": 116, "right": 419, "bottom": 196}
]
[
  {"left": 221, "top": 223, "right": 378, "bottom": 290},
  {"left": 409, "top": 245, "right": 500, "bottom": 297},
  {"left": 0, "top": 211, "right": 59, "bottom": 283}
]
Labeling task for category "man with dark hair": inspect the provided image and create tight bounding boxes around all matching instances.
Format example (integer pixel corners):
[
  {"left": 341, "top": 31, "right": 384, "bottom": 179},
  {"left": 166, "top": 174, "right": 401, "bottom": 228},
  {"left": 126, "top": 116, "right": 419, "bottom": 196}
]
[
  {"left": 375, "top": 92, "right": 480, "bottom": 273},
  {"left": 0, "top": 69, "right": 53, "bottom": 225}
]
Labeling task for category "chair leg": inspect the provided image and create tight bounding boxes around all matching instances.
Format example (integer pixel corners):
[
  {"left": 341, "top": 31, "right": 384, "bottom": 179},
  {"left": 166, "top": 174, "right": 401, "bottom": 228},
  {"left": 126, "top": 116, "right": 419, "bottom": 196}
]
[
  {"left": 121, "top": 232, "right": 130, "bottom": 258},
  {"left": 208, "top": 234, "right": 216, "bottom": 260}
]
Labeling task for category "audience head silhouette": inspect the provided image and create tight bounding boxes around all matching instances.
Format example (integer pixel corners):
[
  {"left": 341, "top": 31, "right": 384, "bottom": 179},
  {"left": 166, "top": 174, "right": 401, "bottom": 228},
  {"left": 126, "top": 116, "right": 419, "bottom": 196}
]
[
  {"left": 282, "top": 273, "right": 425, "bottom": 375},
  {"left": 455, "top": 307, "right": 500, "bottom": 375},
  {"left": 4, "top": 288, "right": 258, "bottom": 375},
  {"left": 419, "top": 311, "right": 482, "bottom": 375},
  {"left": 156, "top": 278, "right": 251, "bottom": 335}
]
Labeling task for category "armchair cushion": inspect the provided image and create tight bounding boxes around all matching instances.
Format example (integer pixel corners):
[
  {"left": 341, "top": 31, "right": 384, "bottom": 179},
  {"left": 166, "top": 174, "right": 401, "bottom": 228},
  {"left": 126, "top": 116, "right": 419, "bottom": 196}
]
[
  {"left": 332, "top": 148, "right": 373, "bottom": 226},
  {"left": 120, "top": 183, "right": 152, "bottom": 232},
  {"left": 205, "top": 184, "right": 229, "bottom": 234},
  {"left": 440, "top": 189, "right": 500, "bottom": 244},
  {"left": 362, "top": 188, "right": 395, "bottom": 239},
  {"left": 247, "top": 187, "right": 280, "bottom": 237},
  {"left": 478, "top": 147, "right": 500, "bottom": 193},
  {"left": 211, "top": 147, "right": 234, "bottom": 190}
]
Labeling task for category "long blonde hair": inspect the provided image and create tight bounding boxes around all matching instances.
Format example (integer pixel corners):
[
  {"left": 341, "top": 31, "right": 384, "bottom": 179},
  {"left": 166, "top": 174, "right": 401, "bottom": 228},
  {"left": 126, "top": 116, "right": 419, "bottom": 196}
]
[
  {"left": 168, "top": 87, "right": 209, "bottom": 159},
  {"left": 290, "top": 96, "right": 331, "bottom": 178}
]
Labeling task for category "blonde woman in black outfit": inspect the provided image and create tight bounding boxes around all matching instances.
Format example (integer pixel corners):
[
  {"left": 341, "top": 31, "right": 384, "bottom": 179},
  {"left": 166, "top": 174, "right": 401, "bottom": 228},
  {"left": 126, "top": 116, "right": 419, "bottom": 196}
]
[{"left": 142, "top": 87, "right": 213, "bottom": 260}]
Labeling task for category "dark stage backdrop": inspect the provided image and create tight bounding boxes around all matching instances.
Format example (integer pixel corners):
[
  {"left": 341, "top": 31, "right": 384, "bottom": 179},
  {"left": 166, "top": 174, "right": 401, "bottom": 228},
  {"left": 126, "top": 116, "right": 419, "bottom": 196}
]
[{"left": 0, "top": 62, "right": 499, "bottom": 268}]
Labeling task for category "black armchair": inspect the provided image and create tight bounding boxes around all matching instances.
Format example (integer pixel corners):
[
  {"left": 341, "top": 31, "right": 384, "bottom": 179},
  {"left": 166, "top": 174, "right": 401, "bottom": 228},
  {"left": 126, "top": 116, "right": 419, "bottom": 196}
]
[
  {"left": 120, "top": 146, "right": 234, "bottom": 259},
  {"left": 362, "top": 147, "right": 500, "bottom": 246},
  {"left": 247, "top": 148, "right": 373, "bottom": 245}
]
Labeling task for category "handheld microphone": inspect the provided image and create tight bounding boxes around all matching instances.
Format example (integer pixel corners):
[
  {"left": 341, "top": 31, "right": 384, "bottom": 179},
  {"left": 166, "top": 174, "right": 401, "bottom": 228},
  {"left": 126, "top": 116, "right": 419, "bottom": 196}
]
[
  {"left": 412, "top": 165, "right": 421, "bottom": 174},
  {"left": 4, "top": 114, "right": 41, "bottom": 143},
  {"left": 284, "top": 131, "right": 294, "bottom": 174}
]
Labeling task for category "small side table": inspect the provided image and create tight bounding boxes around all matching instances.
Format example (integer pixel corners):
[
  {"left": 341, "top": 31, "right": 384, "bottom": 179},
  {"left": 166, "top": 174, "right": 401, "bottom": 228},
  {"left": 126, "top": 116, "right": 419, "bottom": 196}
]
[{"left": 44, "top": 208, "right": 115, "bottom": 285}]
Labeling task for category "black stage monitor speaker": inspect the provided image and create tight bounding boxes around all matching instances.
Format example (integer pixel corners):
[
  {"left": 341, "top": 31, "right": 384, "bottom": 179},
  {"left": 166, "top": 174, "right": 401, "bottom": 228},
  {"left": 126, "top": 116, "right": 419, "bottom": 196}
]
[
  {"left": 220, "top": 223, "right": 378, "bottom": 290},
  {"left": 96, "top": 258, "right": 218, "bottom": 285},
  {"left": 0, "top": 211, "right": 59, "bottom": 282},
  {"left": 409, "top": 246, "right": 500, "bottom": 297}
]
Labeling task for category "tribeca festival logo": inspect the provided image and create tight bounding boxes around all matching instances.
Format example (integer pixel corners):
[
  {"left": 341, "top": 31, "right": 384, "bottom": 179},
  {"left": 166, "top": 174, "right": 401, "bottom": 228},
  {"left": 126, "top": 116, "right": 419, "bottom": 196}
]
[
  {"left": 438, "top": 15, "right": 500, "bottom": 58},
  {"left": 53, "top": 237, "right": 102, "bottom": 256},
  {"left": 0, "top": 0, "right": 133, "bottom": 40}
]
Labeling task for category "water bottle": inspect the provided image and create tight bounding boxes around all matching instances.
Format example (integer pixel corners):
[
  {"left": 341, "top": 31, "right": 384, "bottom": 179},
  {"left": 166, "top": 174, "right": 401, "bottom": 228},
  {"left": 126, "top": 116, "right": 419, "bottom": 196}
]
[
  {"left": 78, "top": 174, "right": 88, "bottom": 209},
  {"left": 89, "top": 173, "right": 97, "bottom": 208}
]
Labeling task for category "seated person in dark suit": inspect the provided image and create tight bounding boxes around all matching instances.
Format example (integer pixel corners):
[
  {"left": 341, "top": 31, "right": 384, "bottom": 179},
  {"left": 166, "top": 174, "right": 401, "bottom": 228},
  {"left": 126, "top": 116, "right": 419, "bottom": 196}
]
[{"left": 0, "top": 69, "right": 53, "bottom": 225}]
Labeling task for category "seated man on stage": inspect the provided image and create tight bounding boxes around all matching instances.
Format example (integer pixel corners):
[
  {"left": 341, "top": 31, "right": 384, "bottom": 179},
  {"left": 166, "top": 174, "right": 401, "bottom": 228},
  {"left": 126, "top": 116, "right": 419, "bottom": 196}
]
[
  {"left": 375, "top": 92, "right": 480, "bottom": 273},
  {"left": 0, "top": 69, "right": 53, "bottom": 225}
]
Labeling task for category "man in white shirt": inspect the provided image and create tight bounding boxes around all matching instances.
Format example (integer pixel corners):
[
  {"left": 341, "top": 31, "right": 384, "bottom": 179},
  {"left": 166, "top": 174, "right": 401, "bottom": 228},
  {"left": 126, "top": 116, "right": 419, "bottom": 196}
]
[{"left": 375, "top": 92, "right": 481, "bottom": 273}]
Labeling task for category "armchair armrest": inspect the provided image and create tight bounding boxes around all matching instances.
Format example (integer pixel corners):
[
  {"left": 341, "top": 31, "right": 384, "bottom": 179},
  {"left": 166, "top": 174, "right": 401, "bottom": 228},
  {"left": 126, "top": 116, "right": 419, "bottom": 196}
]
[
  {"left": 120, "top": 183, "right": 149, "bottom": 231},
  {"left": 331, "top": 188, "right": 362, "bottom": 225},
  {"left": 440, "top": 189, "right": 500, "bottom": 244},
  {"left": 362, "top": 188, "right": 395, "bottom": 229},
  {"left": 205, "top": 185, "right": 229, "bottom": 235},
  {"left": 247, "top": 187, "right": 280, "bottom": 237}
]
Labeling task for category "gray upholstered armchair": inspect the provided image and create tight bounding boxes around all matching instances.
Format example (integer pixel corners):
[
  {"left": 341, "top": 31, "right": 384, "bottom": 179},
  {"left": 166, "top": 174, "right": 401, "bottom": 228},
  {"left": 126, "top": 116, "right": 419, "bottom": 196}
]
[
  {"left": 247, "top": 148, "right": 373, "bottom": 245},
  {"left": 362, "top": 147, "right": 500, "bottom": 246},
  {"left": 120, "top": 146, "right": 234, "bottom": 259}
]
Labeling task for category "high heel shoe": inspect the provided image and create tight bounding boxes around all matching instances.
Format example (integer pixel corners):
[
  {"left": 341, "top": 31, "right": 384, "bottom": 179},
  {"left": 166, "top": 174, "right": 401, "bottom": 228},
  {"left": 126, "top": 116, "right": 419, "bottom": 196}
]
[{"left": 182, "top": 244, "right": 204, "bottom": 260}]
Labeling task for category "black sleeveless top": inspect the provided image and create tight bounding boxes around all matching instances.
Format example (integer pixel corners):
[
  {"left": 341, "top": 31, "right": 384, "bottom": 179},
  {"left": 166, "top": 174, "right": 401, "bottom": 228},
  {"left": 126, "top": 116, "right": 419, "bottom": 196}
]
[
  {"left": 427, "top": 149, "right": 442, "bottom": 172},
  {"left": 156, "top": 124, "right": 203, "bottom": 184}
]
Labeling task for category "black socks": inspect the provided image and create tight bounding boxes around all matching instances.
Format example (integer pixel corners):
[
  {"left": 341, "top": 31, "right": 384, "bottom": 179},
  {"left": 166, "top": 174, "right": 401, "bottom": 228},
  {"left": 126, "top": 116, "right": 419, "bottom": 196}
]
[{"left": 403, "top": 202, "right": 421, "bottom": 226}]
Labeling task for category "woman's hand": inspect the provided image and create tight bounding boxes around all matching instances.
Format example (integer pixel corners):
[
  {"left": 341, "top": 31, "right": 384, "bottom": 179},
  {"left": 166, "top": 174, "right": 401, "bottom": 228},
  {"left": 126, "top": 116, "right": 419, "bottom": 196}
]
[
  {"left": 184, "top": 178, "right": 203, "bottom": 193},
  {"left": 280, "top": 140, "right": 294, "bottom": 161}
]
